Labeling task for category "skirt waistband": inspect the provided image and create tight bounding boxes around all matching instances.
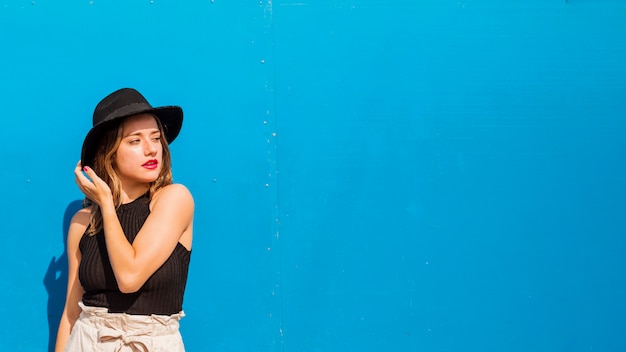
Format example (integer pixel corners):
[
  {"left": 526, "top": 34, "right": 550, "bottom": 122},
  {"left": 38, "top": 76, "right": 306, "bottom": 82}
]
[
  {"left": 66, "top": 302, "right": 185, "bottom": 352},
  {"left": 78, "top": 301, "right": 184, "bottom": 337}
]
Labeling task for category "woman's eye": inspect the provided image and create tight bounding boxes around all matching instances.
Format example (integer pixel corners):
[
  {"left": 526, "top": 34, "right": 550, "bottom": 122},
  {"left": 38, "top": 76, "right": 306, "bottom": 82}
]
[
  {"left": 152, "top": 136, "right": 161, "bottom": 142},
  {"left": 129, "top": 139, "right": 140, "bottom": 144}
]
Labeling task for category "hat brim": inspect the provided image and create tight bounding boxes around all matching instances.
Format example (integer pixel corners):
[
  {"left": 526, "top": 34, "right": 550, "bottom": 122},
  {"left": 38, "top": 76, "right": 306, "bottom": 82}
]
[{"left": 81, "top": 106, "right": 183, "bottom": 168}]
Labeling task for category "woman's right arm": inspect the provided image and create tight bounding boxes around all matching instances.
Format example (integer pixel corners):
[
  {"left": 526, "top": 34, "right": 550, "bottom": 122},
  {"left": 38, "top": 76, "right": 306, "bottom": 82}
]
[{"left": 54, "top": 208, "right": 90, "bottom": 352}]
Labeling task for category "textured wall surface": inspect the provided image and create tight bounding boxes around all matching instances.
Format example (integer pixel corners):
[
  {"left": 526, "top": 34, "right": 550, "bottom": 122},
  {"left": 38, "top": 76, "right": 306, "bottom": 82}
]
[{"left": 1, "top": 1, "right": 625, "bottom": 351}]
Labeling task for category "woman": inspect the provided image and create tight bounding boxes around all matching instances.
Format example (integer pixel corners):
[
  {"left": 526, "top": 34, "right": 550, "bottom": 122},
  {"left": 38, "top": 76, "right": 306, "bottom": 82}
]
[{"left": 55, "top": 88, "right": 194, "bottom": 352}]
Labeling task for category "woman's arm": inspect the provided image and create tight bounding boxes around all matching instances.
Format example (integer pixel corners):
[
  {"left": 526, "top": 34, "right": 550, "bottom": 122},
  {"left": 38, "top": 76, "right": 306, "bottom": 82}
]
[
  {"left": 55, "top": 208, "right": 89, "bottom": 352},
  {"left": 100, "top": 183, "right": 194, "bottom": 293},
  {"left": 75, "top": 164, "right": 194, "bottom": 294}
]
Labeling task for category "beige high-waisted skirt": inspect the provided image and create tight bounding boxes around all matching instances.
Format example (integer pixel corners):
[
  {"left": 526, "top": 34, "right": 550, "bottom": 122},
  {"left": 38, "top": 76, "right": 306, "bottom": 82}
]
[{"left": 64, "top": 302, "right": 185, "bottom": 352}]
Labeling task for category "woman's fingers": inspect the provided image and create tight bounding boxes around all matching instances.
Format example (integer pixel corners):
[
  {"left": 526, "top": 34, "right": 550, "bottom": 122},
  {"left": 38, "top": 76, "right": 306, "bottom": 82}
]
[
  {"left": 83, "top": 166, "right": 109, "bottom": 190},
  {"left": 74, "top": 161, "right": 83, "bottom": 178},
  {"left": 74, "top": 162, "right": 93, "bottom": 188},
  {"left": 73, "top": 161, "right": 112, "bottom": 205}
]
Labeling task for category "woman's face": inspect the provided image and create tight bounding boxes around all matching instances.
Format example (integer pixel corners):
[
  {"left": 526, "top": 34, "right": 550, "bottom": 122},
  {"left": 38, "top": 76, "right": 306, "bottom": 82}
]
[{"left": 114, "top": 113, "right": 163, "bottom": 186}]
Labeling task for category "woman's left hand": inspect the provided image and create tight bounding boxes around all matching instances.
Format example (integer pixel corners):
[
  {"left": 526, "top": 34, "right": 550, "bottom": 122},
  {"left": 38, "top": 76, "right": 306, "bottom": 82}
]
[{"left": 74, "top": 161, "right": 113, "bottom": 207}]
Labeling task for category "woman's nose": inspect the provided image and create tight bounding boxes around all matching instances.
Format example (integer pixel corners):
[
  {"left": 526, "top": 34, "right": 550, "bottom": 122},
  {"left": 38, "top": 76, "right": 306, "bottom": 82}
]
[{"left": 145, "top": 140, "right": 157, "bottom": 155}]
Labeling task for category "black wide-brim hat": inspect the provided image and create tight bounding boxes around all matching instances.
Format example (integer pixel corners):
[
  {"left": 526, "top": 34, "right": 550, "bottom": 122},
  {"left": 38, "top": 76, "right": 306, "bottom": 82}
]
[{"left": 81, "top": 88, "right": 183, "bottom": 167}]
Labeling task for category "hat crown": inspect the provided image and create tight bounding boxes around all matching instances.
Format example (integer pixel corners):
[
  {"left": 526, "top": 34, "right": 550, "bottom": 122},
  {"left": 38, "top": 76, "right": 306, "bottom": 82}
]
[{"left": 93, "top": 88, "right": 153, "bottom": 126}]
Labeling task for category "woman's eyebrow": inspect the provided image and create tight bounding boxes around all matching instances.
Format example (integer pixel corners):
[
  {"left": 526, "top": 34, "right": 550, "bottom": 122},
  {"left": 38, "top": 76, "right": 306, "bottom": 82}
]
[{"left": 123, "top": 129, "right": 160, "bottom": 138}]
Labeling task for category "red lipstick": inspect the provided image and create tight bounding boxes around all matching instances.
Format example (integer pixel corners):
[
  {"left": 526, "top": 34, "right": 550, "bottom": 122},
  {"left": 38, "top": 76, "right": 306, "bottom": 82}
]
[{"left": 142, "top": 159, "right": 159, "bottom": 170}]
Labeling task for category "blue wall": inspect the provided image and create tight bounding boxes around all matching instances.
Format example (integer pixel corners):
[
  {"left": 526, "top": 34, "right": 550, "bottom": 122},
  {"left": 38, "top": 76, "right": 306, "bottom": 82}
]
[{"left": 1, "top": 1, "right": 625, "bottom": 351}]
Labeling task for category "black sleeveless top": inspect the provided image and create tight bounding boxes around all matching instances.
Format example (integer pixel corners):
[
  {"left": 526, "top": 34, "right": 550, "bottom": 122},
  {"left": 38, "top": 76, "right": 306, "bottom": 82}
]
[{"left": 78, "top": 192, "right": 191, "bottom": 315}]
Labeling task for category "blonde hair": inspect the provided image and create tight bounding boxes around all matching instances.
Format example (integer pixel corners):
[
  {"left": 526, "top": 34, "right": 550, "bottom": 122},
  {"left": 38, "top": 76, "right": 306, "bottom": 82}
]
[{"left": 86, "top": 115, "right": 173, "bottom": 235}]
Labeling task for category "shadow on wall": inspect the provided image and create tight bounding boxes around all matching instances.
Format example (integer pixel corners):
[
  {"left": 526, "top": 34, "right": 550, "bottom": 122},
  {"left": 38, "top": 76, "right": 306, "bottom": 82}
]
[{"left": 43, "top": 200, "right": 83, "bottom": 352}]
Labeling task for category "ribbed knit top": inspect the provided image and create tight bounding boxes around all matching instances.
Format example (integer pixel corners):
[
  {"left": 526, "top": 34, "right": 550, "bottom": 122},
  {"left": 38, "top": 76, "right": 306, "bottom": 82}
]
[{"left": 78, "top": 192, "right": 191, "bottom": 315}]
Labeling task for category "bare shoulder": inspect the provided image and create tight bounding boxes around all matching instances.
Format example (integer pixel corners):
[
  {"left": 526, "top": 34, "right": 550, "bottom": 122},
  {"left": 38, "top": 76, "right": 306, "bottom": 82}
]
[
  {"left": 71, "top": 206, "right": 92, "bottom": 225},
  {"left": 67, "top": 206, "right": 92, "bottom": 244},
  {"left": 152, "top": 184, "right": 194, "bottom": 209}
]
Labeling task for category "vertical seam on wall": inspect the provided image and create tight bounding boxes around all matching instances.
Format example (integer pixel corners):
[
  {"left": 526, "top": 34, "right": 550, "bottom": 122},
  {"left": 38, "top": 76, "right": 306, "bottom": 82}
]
[{"left": 263, "top": 0, "right": 285, "bottom": 351}]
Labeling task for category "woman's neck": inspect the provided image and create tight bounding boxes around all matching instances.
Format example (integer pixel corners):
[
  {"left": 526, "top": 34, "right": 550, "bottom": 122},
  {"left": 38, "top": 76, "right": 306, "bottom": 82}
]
[{"left": 120, "top": 184, "right": 150, "bottom": 204}]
